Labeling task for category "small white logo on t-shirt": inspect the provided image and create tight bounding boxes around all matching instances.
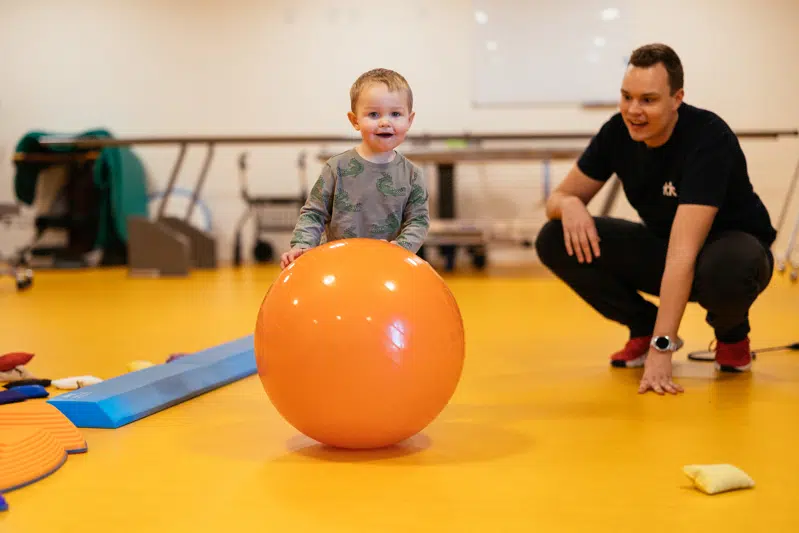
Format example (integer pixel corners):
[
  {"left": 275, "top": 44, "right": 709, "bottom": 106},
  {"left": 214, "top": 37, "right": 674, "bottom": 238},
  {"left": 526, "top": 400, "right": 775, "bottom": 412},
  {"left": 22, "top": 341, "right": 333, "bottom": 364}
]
[{"left": 662, "top": 181, "right": 677, "bottom": 197}]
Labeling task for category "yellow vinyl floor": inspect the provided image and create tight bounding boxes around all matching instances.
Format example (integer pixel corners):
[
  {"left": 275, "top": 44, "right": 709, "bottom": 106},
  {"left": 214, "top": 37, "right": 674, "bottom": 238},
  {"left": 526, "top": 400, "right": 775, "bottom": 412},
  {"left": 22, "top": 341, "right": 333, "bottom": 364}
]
[{"left": 1, "top": 263, "right": 798, "bottom": 532}]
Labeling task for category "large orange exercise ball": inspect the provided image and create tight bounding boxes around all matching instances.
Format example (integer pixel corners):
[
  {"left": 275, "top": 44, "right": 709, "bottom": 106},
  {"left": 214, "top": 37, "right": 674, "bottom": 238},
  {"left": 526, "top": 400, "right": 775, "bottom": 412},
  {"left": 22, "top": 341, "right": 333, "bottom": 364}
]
[{"left": 254, "top": 238, "right": 465, "bottom": 449}]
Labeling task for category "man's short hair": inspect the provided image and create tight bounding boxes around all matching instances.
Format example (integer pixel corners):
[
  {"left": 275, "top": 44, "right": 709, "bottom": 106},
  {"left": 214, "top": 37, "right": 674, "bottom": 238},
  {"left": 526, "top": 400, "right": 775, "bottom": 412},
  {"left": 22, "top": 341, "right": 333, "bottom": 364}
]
[
  {"left": 350, "top": 68, "right": 413, "bottom": 112},
  {"left": 628, "top": 43, "right": 684, "bottom": 95}
]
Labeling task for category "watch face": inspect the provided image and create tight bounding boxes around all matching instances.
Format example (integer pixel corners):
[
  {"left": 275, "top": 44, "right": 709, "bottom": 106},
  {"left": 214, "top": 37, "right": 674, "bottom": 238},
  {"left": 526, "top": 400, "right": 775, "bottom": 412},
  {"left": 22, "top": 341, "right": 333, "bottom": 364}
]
[{"left": 655, "top": 337, "right": 670, "bottom": 350}]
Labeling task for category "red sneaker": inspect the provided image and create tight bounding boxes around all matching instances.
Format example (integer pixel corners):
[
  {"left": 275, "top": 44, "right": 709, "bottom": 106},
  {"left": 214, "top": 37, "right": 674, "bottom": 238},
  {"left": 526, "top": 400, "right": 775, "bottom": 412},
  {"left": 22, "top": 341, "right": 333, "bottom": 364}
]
[
  {"left": 714, "top": 337, "right": 753, "bottom": 372},
  {"left": 610, "top": 336, "right": 651, "bottom": 368}
]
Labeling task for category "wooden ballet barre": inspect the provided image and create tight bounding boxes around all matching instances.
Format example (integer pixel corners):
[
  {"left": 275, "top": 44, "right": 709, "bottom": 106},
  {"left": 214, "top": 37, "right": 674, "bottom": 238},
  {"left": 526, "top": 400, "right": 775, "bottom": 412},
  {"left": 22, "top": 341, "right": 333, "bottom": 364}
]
[
  {"left": 36, "top": 128, "right": 799, "bottom": 148},
  {"left": 36, "top": 133, "right": 597, "bottom": 147},
  {"left": 314, "top": 147, "right": 586, "bottom": 164},
  {"left": 0, "top": 204, "right": 20, "bottom": 217},
  {"left": 12, "top": 151, "right": 100, "bottom": 163}
]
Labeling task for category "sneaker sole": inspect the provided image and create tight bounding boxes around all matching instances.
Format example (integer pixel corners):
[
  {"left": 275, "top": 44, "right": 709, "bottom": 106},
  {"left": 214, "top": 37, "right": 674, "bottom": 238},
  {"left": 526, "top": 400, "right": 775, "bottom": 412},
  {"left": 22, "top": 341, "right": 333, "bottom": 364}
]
[
  {"left": 714, "top": 361, "right": 752, "bottom": 372},
  {"left": 610, "top": 355, "right": 646, "bottom": 368}
]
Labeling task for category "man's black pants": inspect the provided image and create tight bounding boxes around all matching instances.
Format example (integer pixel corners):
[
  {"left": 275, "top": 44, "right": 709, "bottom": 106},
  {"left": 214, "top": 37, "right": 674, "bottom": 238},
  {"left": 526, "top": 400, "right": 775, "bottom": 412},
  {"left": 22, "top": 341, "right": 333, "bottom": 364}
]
[{"left": 534, "top": 216, "right": 774, "bottom": 342}]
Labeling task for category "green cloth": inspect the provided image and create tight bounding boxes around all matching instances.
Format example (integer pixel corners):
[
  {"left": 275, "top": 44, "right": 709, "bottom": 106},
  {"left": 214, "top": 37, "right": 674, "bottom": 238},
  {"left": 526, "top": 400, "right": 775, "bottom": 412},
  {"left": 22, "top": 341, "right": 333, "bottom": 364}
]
[{"left": 13, "top": 129, "right": 149, "bottom": 248}]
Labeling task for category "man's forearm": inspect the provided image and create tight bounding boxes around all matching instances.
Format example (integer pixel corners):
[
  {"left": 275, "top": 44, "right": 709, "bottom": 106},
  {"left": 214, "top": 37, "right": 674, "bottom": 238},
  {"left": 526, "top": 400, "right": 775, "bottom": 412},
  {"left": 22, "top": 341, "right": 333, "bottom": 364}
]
[{"left": 652, "top": 261, "right": 695, "bottom": 344}]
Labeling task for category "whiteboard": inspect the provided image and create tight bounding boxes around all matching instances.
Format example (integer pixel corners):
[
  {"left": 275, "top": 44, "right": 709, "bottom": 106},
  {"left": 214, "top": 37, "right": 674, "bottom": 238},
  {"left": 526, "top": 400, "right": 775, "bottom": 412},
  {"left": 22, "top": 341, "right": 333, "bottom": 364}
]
[{"left": 471, "top": 0, "right": 637, "bottom": 107}]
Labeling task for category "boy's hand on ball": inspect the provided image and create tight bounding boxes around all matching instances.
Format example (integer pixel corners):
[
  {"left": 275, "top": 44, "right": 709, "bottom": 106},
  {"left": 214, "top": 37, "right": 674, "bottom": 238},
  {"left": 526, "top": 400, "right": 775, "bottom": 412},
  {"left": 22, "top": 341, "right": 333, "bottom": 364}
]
[{"left": 280, "top": 248, "right": 307, "bottom": 269}]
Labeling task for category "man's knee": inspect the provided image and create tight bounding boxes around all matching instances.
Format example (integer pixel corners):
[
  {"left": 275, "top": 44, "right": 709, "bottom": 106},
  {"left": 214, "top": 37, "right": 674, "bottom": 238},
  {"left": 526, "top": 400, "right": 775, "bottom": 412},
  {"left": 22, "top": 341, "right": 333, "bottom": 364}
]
[
  {"left": 535, "top": 219, "right": 566, "bottom": 266},
  {"left": 694, "top": 232, "right": 773, "bottom": 307}
]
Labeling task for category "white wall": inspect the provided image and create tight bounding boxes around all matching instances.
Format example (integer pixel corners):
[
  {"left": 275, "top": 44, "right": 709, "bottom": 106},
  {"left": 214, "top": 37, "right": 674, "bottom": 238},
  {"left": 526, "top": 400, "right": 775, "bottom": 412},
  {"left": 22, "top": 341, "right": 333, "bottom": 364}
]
[{"left": 1, "top": 0, "right": 797, "bottom": 263}]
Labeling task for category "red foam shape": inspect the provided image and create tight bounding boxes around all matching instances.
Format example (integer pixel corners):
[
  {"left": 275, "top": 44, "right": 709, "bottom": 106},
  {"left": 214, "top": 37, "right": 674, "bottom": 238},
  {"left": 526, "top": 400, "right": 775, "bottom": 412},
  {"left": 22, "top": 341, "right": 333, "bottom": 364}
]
[{"left": 0, "top": 353, "right": 34, "bottom": 373}]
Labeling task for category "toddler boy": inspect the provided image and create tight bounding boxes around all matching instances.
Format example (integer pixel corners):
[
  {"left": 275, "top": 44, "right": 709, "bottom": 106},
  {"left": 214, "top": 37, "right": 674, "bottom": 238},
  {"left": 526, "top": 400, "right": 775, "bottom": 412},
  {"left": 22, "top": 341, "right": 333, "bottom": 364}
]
[{"left": 280, "top": 68, "right": 430, "bottom": 268}]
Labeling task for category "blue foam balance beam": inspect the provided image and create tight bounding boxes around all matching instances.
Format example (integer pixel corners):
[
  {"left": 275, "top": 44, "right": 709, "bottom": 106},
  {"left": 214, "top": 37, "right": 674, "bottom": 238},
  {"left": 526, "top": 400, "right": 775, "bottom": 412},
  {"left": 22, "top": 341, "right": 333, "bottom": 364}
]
[{"left": 47, "top": 335, "right": 257, "bottom": 429}]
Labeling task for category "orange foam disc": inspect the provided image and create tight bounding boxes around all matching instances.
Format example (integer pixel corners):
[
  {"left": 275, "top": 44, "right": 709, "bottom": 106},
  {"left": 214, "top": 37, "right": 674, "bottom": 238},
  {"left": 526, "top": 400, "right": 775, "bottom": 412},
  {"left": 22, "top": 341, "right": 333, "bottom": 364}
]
[
  {"left": 0, "top": 426, "right": 68, "bottom": 493},
  {"left": 0, "top": 401, "right": 87, "bottom": 454}
]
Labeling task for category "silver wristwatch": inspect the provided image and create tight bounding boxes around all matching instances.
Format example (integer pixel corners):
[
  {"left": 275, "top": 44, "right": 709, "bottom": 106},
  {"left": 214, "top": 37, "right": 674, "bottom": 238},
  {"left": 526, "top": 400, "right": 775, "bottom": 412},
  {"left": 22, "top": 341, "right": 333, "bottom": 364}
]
[{"left": 650, "top": 335, "right": 684, "bottom": 352}]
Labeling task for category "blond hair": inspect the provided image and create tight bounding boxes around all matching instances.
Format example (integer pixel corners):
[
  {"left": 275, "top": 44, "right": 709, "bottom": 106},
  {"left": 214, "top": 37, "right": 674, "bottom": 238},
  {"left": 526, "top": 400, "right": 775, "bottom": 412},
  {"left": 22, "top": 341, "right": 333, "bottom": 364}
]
[{"left": 349, "top": 68, "right": 413, "bottom": 112}]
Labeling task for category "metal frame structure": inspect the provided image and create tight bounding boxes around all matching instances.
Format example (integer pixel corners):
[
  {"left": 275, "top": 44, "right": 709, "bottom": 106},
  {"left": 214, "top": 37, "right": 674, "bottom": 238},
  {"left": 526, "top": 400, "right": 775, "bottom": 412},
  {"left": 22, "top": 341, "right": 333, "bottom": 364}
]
[
  {"left": 35, "top": 128, "right": 798, "bottom": 273},
  {"left": 0, "top": 204, "right": 33, "bottom": 291}
]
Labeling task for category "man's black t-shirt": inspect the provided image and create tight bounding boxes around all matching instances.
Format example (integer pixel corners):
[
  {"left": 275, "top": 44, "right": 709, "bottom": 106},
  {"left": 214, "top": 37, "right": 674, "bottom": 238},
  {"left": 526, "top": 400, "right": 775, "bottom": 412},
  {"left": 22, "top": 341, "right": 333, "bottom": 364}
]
[{"left": 577, "top": 102, "right": 777, "bottom": 246}]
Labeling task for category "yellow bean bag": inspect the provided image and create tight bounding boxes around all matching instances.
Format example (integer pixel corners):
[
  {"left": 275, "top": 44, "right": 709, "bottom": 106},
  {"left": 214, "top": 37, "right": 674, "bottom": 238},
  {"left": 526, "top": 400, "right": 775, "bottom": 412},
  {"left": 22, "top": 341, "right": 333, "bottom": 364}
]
[{"left": 683, "top": 464, "right": 755, "bottom": 495}]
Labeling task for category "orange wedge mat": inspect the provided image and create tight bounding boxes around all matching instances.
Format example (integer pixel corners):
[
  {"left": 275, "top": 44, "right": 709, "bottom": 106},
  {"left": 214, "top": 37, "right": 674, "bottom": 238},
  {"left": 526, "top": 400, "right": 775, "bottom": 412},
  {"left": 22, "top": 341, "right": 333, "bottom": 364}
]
[
  {"left": 0, "top": 401, "right": 87, "bottom": 454},
  {"left": 0, "top": 426, "right": 68, "bottom": 493}
]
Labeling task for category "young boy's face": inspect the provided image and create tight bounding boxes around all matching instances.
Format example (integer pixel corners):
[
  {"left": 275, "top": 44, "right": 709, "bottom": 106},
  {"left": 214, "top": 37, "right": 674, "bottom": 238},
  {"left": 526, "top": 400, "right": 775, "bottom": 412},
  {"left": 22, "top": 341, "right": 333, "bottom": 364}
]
[{"left": 348, "top": 82, "right": 415, "bottom": 153}]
